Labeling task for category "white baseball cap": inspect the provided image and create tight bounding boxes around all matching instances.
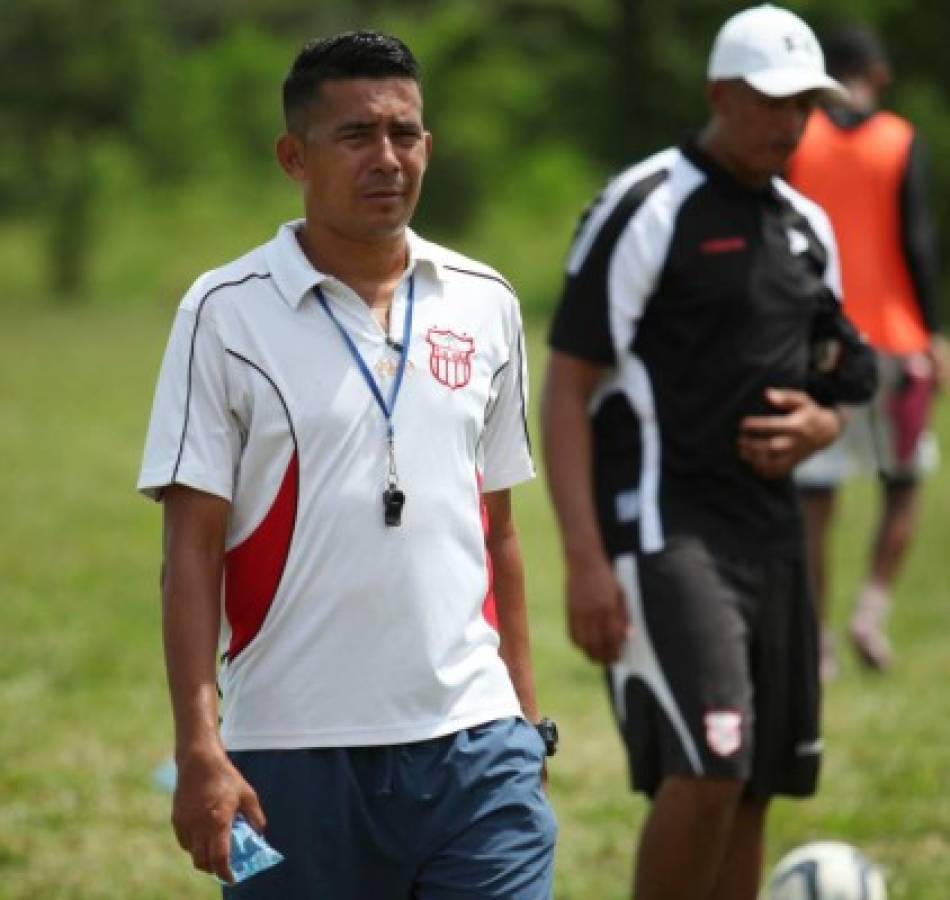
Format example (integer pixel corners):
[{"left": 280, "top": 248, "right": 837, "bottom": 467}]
[{"left": 708, "top": 4, "right": 848, "bottom": 101}]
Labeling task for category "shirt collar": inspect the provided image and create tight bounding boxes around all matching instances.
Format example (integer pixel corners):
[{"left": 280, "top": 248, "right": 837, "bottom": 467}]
[
  {"left": 681, "top": 138, "right": 780, "bottom": 201},
  {"left": 405, "top": 229, "right": 448, "bottom": 285},
  {"left": 266, "top": 219, "right": 446, "bottom": 310}
]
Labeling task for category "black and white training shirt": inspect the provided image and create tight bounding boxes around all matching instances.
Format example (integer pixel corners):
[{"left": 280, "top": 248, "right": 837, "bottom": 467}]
[{"left": 549, "top": 141, "right": 876, "bottom": 557}]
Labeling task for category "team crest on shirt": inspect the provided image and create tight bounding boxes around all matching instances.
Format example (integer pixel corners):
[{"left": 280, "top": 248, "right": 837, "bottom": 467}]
[
  {"left": 425, "top": 327, "right": 475, "bottom": 389},
  {"left": 704, "top": 709, "right": 743, "bottom": 757}
]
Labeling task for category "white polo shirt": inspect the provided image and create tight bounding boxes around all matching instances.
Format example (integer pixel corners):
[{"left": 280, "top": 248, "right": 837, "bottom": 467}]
[{"left": 138, "top": 220, "right": 534, "bottom": 750}]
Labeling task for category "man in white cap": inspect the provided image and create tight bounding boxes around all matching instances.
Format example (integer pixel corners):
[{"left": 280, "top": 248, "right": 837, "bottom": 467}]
[{"left": 542, "top": 6, "right": 876, "bottom": 898}]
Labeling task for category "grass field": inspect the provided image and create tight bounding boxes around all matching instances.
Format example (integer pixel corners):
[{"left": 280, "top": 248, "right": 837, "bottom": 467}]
[{"left": 2, "top": 303, "right": 949, "bottom": 898}]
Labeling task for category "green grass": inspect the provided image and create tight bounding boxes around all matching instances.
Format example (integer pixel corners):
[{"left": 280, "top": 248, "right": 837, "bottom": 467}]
[{"left": 1, "top": 305, "right": 949, "bottom": 898}]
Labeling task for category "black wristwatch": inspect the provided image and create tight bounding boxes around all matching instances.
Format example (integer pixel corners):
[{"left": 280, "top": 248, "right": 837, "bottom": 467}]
[{"left": 535, "top": 717, "right": 559, "bottom": 757}]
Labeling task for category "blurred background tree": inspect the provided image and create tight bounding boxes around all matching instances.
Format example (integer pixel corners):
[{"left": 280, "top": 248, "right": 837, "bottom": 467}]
[
  {"left": 0, "top": 0, "right": 154, "bottom": 297},
  {"left": 1, "top": 0, "right": 948, "bottom": 320}
]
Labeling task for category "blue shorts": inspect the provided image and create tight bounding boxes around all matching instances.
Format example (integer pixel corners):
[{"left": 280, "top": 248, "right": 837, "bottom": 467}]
[{"left": 223, "top": 717, "right": 557, "bottom": 899}]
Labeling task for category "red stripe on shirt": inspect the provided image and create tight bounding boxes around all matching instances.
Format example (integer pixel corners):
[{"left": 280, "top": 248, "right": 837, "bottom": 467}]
[
  {"left": 477, "top": 471, "right": 497, "bottom": 629},
  {"left": 225, "top": 453, "right": 298, "bottom": 659}
]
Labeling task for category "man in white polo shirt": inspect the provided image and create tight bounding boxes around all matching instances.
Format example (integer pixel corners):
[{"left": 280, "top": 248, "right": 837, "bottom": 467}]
[{"left": 138, "top": 31, "right": 556, "bottom": 898}]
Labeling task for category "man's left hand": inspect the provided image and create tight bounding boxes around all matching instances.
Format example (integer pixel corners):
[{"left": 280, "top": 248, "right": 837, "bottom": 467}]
[{"left": 738, "top": 388, "right": 843, "bottom": 478}]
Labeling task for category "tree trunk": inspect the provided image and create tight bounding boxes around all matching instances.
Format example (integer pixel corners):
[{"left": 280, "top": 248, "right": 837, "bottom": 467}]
[{"left": 45, "top": 137, "right": 96, "bottom": 301}]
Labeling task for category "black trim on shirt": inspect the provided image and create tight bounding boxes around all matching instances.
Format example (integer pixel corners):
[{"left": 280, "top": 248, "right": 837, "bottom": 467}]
[
  {"left": 444, "top": 264, "right": 529, "bottom": 459},
  {"left": 515, "top": 330, "right": 532, "bottom": 458},
  {"left": 443, "top": 264, "right": 515, "bottom": 296},
  {"left": 171, "top": 272, "right": 272, "bottom": 485},
  {"left": 483, "top": 328, "right": 533, "bottom": 462},
  {"left": 221, "top": 348, "right": 299, "bottom": 663}
]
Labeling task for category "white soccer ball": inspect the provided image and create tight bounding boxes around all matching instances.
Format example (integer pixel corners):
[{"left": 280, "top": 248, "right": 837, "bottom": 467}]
[{"left": 764, "top": 841, "right": 886, "bottom": 900}]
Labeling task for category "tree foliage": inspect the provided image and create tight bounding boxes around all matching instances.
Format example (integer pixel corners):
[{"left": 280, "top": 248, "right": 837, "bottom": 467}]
[
  {"left": 0, "top": 0, "right": 154, "bottom": 294},
  {"left": 2, "top": 0, "right": 949, "bottom": 317}
]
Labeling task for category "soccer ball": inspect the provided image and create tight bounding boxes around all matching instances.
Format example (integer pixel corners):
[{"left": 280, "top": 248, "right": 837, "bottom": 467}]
[{"left": 764, "top": 841, "right": 886, "bottom": 899}]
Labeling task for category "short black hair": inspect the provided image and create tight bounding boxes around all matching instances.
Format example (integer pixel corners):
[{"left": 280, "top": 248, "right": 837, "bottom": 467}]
[
  {"left": 282, "top": 30, "right": 421, "bottom": 135},
  {"left": 822, "top": 25, "right": 888, "bottom": 80}
]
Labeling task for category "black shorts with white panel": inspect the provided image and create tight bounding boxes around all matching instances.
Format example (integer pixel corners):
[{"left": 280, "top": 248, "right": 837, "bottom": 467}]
[{"left": 606, "top": 529, "right": 820, "bottom": 799}]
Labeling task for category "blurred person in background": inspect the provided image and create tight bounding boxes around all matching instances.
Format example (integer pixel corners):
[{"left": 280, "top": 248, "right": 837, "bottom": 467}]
[
  {"left": 542, "top": 6, "right": 876, "bottom": 898},
  {"left": 787, "top": 24, "right": 948, "bottom": 679},
  {"left": 137, "top": 30, "right": 555, "bottom": 899}
]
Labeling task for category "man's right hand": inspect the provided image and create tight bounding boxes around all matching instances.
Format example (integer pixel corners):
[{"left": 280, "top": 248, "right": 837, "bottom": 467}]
[
  {"left": 565, "top": 554, "right": 630, "bottom": 664},
  {"left": 172, "top": 746, "right": 266, "bottom": 884}
]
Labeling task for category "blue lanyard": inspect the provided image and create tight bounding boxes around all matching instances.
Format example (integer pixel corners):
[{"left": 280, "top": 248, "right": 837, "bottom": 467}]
[{"left": 315, "top": 275, "right": 415, "bottom": 445}]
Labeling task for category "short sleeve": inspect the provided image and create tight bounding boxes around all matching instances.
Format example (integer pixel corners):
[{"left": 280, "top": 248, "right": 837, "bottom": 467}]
[
  {"left": 548, "top": 197, "right": 618, "bottom": 365},
  {"left": 811, "top": 205, "right": 843, "bottom": 301},
  {"left": 549, "top": 167, "right": 671, "bottom": 366},
  {"left": 480, "top": 300, "right": 534, "bottom": 492},
  {"left": 900, "top": 134, "right": 940, "bottom": 332},
  {"left": 136, "top": 305, "right": 240, "bottom": 502}
]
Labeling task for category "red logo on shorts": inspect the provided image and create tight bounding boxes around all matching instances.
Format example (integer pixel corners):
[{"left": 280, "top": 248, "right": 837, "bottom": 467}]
[
  {"left": 426, "top": 328, "right": 475, "bottom": 390},
  {"left": 704, "top": 709, "right": 743, "bottom": 757}
]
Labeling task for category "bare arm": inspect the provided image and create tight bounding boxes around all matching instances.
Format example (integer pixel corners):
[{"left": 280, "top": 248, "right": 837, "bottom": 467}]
[
  {"left": 484, "top": 489, "right": 539, "bottom": 723},
  {"left": 540, "top": 350, "right": 629, "bottom": 664},
  {"left": 927, "top": 333, "right": 950, "bottom": 391},
  {"left": 162, "top": 485, "right": 264, "bottom": 883}
]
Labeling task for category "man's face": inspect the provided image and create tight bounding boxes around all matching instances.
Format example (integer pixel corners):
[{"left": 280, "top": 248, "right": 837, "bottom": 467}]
[
  {"left": 280, "top": 77, "right": 431, "bottom": 243},
  {"left": 710, "top": 80, "right": 818, "bottom": 182}
]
